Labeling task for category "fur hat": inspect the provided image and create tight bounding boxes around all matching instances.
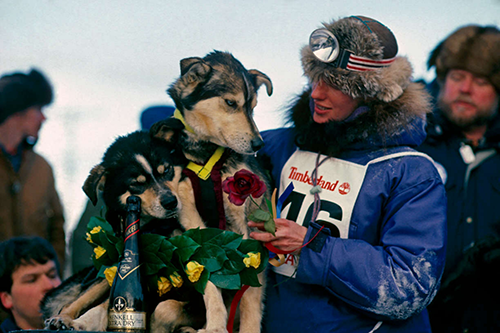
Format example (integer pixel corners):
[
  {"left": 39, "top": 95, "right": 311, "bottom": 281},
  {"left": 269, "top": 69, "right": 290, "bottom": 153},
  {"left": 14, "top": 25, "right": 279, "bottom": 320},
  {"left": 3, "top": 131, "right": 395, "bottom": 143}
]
[
  {"left": 428, "top": 24, "right": 500, "bottom": 92},
  {"left": 0, "top": 68, "right": 53, "bottom": 125},
  {"left": 301, "top": 15, "right": 413, "bottom": 103}
]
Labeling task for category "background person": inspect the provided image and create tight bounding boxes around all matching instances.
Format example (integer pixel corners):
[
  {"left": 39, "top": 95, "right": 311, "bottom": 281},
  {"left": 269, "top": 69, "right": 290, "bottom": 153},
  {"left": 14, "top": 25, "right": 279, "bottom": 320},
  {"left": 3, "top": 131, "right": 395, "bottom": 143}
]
[
  {"left": 0, "top": 236, "right": 62, "bottom": 333},
  {"left": 250, "top": 15, "right": 447, "bottom": 332},
  {"left": 0, "top": 68, "right": 66, "bottom": 267},
  {"left": 418, "top": 24, "right": 500, "bottom": 332}
]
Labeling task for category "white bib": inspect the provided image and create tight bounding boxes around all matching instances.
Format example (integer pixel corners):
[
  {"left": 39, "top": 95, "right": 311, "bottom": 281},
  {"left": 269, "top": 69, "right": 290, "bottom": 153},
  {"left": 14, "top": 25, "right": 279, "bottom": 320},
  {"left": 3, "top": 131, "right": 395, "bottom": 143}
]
[{"left": 273, "top": 149, "right": 433, "bottom": 278}]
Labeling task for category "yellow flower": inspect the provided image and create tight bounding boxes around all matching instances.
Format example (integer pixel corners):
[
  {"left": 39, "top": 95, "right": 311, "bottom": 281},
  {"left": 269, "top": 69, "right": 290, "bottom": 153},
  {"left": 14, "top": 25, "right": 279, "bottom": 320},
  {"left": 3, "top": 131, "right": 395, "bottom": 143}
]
[
  {"left": 104, "top": 266, "right": 117, "bottom": 286},
  {"left": 157, "top": 276, "right": 172, "bottom": 297},
  {"left": 243, "top": 252, "right": 261, "bottom": 269},
  {"left": 169, "top": 272, "right": 183, "bottom": 288},
  {"left": 85, "top": 232, "right": 93, "bottom": 244},
  {"left": 94, "top": 246, "right": 106, "bottom": 259},
  {"left": 90, "top": 226, "right": 102, "bottom": 234},
  {"left": 185, "top": 261, "right": 204, "bottom": 283}
]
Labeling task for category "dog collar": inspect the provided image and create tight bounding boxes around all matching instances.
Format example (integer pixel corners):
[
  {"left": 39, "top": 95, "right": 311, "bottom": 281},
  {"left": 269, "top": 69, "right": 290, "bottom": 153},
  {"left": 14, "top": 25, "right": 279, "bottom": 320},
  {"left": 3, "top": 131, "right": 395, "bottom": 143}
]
[
  {"left": 186, "top": 146, "right": 225, "bottom": 180},
  {"left": 173, "top": 109, "right": 195, "bottom": 134},
  {"left": 173, "top": 109, "right": 225, "bottom": 179}
]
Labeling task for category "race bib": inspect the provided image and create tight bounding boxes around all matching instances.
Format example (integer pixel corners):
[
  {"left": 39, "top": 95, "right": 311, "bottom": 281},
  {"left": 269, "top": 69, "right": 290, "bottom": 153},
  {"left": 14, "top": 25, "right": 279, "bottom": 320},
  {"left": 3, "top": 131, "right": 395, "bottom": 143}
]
[{"left": 274, "top": 150, "right": 366, "bottom": 277}]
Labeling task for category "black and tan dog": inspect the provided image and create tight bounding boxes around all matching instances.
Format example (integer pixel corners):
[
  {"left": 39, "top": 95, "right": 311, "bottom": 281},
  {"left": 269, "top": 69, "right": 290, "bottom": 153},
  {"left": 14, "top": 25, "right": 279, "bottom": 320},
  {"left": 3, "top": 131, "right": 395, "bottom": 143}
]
[
  {"left": 41, "top": 130, "right": 206, "bottom": 332},
  {"left": 150, "top": 50, "right": 273, "bottom": 333}
]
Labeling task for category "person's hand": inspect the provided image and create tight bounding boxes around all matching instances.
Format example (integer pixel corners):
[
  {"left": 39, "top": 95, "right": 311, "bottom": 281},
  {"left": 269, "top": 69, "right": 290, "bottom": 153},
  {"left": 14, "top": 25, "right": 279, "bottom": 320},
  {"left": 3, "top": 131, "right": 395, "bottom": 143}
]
[{"left": 248, "top": 218, "right": 308, "bottom": 254}]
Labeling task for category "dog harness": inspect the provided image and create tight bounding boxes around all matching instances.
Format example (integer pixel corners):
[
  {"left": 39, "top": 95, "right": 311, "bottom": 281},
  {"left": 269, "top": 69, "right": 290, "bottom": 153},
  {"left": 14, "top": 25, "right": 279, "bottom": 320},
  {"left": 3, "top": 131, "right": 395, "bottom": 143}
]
[{"left": 183, "top": 156, "right": 228, "bottom": 230}]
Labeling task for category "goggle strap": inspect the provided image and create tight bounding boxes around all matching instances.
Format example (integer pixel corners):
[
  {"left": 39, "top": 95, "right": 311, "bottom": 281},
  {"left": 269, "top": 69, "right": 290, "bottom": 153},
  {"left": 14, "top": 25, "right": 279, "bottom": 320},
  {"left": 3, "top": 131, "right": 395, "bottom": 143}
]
[
  {"left": 337, "top": 49, "right": 352, "bottom": 69},
  {"left": 346, "top": 55, "right": 396, "bottom": 72}
]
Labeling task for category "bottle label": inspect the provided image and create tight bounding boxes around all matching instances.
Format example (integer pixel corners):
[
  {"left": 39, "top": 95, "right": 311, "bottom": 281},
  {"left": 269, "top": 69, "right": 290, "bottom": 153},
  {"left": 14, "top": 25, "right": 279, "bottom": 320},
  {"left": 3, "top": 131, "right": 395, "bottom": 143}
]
[
  {"left": 108, "top": 296, "right": 146, "bottom": 331},
  {"left": 108, "top": 311, "right": 147, "bottom": 331},
  {"left": 118, "top": 250, "right": 141, "bottom": 279}
]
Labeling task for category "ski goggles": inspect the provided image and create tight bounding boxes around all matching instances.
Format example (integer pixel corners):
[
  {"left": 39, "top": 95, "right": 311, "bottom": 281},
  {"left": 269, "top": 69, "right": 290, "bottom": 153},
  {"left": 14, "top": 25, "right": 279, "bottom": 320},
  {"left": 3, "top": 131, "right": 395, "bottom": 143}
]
[{"left": 309, "top": 28, "right": 395, "bottom": 72}]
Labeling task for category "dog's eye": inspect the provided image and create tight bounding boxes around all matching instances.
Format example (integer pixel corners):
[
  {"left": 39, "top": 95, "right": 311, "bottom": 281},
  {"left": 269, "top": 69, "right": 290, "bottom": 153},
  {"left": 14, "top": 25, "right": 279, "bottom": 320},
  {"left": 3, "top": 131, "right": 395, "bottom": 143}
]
[
  {"left": 160, "top": 165, "right": 174, "bottom": 179},
  {"left": 225, "top": 99, "right": 237, "bottom": 107}
]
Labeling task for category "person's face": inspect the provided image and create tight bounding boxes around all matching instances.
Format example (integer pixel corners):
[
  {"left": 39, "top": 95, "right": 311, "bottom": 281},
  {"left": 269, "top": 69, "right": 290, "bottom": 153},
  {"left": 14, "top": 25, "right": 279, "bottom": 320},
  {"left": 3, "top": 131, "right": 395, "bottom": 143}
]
[
  {"left": 310, "top": 80, "right": 359, "bottom": 123},
  {"left": 0, "top": 260, "right": 61, "bottom": 329},
  {"left": 19, "top": 106, "right": 46, "bottom": 139},
  {"left": 439, "top": 69, "right": 499, "bottom": 129}
]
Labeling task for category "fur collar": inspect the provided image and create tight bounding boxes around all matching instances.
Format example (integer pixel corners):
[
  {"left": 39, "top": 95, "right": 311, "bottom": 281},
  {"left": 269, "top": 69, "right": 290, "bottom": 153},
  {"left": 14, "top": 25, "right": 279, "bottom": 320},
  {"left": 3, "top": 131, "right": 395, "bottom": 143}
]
[{"left": 286, "top": 82, "right": 432, "bottom": 156}]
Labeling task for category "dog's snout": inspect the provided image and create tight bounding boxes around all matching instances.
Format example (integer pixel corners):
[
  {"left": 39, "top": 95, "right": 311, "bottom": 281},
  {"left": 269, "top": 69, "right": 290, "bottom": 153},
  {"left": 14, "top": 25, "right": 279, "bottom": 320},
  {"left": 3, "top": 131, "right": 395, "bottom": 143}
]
[
  {"left": 160, "top": 194, "right": 178, "bottom": 211},
  {"left": 251, "top": 138, "right": 264, "bottom": 152}
]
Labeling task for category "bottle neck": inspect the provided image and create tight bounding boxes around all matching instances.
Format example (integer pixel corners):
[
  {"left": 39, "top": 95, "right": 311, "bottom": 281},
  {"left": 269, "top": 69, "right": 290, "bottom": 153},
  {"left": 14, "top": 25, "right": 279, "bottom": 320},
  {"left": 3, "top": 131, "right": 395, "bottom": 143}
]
[
  {"left": 120, "top": 214, "right": 140, "bottom": 269},
  {"left": 124, "top": 216, "right": 140, "bottom": 243}
]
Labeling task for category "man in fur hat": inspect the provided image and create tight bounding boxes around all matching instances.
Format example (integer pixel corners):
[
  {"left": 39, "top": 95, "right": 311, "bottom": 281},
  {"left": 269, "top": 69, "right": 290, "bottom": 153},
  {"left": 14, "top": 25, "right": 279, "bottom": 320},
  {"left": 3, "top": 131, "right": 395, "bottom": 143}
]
[
  {"left": 0, "top": 68, "right": 66, "bottom": 270},
  {"left": 418, "top": 25, "right": 500, "bottom": 332},
  {"left": 249, "top": 16, "right": 447, "bottom": 332}
]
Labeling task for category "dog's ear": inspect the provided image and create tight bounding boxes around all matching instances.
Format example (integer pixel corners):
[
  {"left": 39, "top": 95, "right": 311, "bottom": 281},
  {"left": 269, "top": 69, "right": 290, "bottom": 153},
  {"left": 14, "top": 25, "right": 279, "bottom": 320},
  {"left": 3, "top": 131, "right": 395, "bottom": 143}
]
[
  {"left": 168, "top": 57, "right": 213, "bottom": 108},
  {"left": 150, "top": 118, "right": 184, "bottom": 144},
  {"left": 180, "top": 57, "right": 212, "bottom": 79},
  {"left": 249, "top": 69, "right": 273, "bottom": 96},
  {"left": 83, "top": 164, "right": 106, "bottom": 206}
]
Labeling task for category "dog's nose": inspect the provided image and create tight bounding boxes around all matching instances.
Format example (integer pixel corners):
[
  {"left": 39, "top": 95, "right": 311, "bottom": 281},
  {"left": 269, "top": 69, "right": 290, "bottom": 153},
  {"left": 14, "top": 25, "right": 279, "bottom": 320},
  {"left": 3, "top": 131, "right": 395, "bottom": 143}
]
[
  {"left": 161, "top": 194, "right": 178, "bottom": 211},
  {"left": 251, "top": 138, "right": 265, "bottom": 152}
]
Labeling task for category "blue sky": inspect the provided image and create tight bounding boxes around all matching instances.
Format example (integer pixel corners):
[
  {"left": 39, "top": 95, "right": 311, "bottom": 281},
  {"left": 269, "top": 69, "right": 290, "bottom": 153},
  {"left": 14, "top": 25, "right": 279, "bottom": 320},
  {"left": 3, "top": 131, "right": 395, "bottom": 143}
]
[{"left": 1, "top": 0, "right": 499, "bottom": 238}]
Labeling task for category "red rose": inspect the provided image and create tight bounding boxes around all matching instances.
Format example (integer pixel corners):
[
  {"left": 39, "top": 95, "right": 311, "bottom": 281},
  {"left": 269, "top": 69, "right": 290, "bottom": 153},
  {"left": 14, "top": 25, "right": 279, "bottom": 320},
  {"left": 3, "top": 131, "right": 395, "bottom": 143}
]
[{"left": 222, "top": 169, "right": 267, "bottom": 206}]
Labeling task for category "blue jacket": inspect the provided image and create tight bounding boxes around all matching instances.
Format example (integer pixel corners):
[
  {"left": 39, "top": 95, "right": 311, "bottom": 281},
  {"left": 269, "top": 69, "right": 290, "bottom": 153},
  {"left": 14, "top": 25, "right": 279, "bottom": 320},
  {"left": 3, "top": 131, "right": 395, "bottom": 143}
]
[{"left": 258, "top": 87, "right": 447, "bottom": 333}]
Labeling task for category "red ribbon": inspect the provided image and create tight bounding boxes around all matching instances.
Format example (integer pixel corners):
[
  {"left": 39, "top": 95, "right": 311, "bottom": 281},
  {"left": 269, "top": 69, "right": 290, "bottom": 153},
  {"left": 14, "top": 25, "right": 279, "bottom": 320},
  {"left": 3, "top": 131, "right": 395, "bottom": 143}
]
[{"left": 227, "top": 284, "right": 250, "bottom": 333}]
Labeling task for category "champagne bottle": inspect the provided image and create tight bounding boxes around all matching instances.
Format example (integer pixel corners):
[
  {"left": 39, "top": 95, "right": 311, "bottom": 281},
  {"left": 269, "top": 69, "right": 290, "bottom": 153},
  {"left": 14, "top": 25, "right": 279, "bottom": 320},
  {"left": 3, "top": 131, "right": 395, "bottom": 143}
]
[{"left": 108, "top": 195, "right": 147, "bottom": 332}]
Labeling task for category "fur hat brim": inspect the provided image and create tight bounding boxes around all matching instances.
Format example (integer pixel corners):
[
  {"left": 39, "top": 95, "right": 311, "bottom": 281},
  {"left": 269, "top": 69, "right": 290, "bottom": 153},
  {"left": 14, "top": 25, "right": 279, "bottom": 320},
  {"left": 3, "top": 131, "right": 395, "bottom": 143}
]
[{"left": 428, "top": 25, "right": 500, "bottom": 93}]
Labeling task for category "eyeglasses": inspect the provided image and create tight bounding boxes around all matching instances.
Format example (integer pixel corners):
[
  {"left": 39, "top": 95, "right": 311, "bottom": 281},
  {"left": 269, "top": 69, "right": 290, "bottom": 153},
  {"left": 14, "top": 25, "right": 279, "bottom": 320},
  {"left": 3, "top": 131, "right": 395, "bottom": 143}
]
[{"left": 309, "top": 28, "right": 395, "bottom": 72}]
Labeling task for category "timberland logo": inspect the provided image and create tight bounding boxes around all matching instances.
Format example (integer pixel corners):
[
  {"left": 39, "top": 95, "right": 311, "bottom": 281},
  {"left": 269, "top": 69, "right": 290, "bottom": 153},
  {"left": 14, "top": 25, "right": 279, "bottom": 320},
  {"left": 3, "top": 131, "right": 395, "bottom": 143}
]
[
  {"left": 338, "top": 182, "right": 350, "bottom": 195},
  {"left": 288, "top": 166, "right": 348, "bottom": 194}
]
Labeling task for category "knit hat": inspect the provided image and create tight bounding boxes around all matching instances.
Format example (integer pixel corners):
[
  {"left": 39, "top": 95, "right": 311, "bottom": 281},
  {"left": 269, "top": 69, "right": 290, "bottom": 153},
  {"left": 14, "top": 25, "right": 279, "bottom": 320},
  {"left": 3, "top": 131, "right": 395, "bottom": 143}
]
[
  {"left": 0, "top": 68, "right": 53, "bottom": 125},
  {"left": 301, "top": 15, "right": 413, "bottom": 103},
  {"left": 428, "top": 24, "right": 500, "bottom": 92}
]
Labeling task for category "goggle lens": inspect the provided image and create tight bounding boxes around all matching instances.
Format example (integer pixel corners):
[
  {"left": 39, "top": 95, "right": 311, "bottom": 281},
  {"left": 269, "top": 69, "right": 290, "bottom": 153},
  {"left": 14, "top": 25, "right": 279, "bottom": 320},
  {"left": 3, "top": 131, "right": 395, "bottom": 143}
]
[{"left": 309, "top": 29, "right": 340, "bottom": 63}]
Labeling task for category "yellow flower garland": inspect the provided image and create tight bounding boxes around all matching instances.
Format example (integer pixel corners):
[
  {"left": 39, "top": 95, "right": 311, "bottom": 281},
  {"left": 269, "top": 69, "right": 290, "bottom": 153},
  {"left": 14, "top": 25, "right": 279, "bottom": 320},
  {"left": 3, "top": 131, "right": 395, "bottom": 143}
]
[
  {"left": 104, "top": 266, "right": 117, "bottom": 286},
  {"left": 186, "top": 261, "right": 205, "bottom": 283},
  {"left": 94, "top": 246, "right": 106, "bottom": 259},
  {"left": 243, "top": 252, "right": 261, "bottom": 269},
  {"left": 90, "top": 226, "right": 102, "bottom": 234},
  {"left": 157, "top": 276, "right": 172, "bottom": 297},
  {"left": 170, "top": 272, "right": 184, "bottom": 288}
]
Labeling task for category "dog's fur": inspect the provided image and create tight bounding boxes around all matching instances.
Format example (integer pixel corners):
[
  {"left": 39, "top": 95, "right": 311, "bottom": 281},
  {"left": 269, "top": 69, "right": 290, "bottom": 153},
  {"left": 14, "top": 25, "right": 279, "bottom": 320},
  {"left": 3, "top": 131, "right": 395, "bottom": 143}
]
[
  {"left": 150, "top": 51, "right": 273, "bottom": 333},
  {"left": 42, "top": 130, "right": 206, "bottom": 332},
  {"left": 42, "top": 51, "right": 272, "bottom": 333}
]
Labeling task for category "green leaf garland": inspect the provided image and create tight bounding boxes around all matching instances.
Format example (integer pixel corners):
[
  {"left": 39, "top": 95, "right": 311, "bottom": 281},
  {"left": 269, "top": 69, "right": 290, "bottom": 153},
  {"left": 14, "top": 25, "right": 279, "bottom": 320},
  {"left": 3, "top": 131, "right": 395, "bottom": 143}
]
[{"left": 86, "top": 218, "right": 268, "bottom": 295}]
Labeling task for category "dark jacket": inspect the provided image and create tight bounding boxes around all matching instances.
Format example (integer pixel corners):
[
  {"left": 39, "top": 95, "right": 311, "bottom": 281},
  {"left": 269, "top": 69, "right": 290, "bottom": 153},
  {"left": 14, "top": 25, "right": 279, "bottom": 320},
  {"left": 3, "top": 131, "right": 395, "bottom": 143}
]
[
  {"left": 0, "top": 317, "right": 19, "bottom": 333},
  {"left": 418, "top": 79, "right": 500, "bottom": 332},
  {"left": 258, "top": 83, "right": 447, "bottom": 333}
]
